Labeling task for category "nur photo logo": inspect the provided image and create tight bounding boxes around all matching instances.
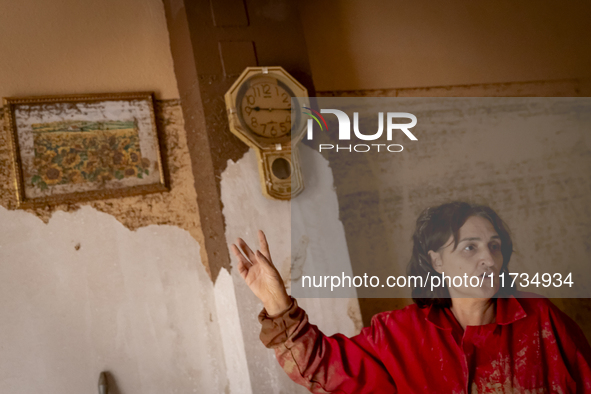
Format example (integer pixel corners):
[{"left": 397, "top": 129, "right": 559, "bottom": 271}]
[{"left": 302, "top": 105, "right": 418, "bottom": 153}]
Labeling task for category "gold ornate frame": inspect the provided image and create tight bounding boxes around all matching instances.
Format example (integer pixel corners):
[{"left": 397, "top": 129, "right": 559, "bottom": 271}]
[{"left": 3, "top": 92, "right": 169, "bottom": 208}]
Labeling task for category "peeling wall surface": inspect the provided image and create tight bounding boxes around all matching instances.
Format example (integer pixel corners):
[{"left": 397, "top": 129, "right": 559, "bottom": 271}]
[
  {"left": 220, "top": 146, "right": 362, "bottom": 394},
  {"left": 0, "top": 205, "right": 228, "bottom": 393},
  {"left": 0, "top": 0, "right": 232, "bottom": 391},
  {"left": 0, "top": 99, "right": 234, "bottom": 392},
  {"left": 0, "top": 101, "right": 207, "bottom": 267}
]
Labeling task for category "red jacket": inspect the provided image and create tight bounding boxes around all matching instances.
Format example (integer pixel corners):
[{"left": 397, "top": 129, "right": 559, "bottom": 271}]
[{"left": 259, "top": 293, "right": 591, "bottom": 393}]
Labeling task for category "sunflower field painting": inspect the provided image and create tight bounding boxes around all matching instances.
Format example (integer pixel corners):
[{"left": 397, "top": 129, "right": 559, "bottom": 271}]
[
  {"left": 31, "top": 120, "right": 151, "bottom": 190},
  {"left": 4, "top": 92, "right": 167, "bottom": 208}
]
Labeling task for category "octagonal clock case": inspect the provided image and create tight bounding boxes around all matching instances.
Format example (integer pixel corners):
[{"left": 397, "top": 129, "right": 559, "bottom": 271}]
[{"left": 225, "top": 67, "right": 310, "bottom": 200}]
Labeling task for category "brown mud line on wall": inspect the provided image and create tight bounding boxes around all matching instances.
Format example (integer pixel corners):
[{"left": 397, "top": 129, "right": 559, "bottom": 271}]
[
  {"left": 317, "top": 78, "right": 581, "bottom": 98},
  {"left": 0, "top": 99, "right": 207, "bottom": 267}
]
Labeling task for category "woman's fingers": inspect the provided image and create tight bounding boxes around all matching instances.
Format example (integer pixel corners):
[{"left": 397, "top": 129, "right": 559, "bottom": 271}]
[
  {"left": 231, "top": 244, "right": 252, "bottom": 267},
  {"left": 256, "top": 250, "right": 275, "bottom": 270},
  {"left": 236, "top": 237, "right": 257, "bottom": 263},
  {"left": 258, "top": 230, "right": 272, "bottom": 261},
  {"left": 236, "top": 259, "right": 249, "bottom": 280},
  {"left": 231, "top": 243, "right": 246, "bottom": 261},
  {"left": 232, "top": 244, "right": 254, "bottom": 280},
  {"left": 233, "top": 233, "right": 277, "bottom": 277}
]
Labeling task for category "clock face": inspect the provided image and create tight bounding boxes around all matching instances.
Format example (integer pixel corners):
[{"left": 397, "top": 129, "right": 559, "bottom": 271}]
[{"left": 237, "top": 76, "right": 295, "bottom": 138}]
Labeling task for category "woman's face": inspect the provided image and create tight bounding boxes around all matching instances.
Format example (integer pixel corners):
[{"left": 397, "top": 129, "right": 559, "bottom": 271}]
[{"left": 428, "top": 215, "right": 503, "bottom": 299}]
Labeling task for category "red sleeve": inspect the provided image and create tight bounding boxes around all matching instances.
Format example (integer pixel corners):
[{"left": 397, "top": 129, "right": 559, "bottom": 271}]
[
  {"left": 545, "top": 301, "right": 591, "bottom": 392},
  {"left": 259, "top": 298, "right": 396, "bottom": 393}
]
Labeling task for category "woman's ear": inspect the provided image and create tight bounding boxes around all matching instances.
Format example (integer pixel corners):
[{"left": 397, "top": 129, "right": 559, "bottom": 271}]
[{"left": 428, "top": 250, "right": 443, "bottom": 273}]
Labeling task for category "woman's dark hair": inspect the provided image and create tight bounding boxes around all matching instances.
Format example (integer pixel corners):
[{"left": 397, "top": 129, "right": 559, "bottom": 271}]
[{"left": 407, "top": 201, "right": 515, "bottom": 308}]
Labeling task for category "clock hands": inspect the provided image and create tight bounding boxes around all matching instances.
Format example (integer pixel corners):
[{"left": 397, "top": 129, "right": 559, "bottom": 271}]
[{"left": 248, "top": 106, "right": 291, "bottom": 112}]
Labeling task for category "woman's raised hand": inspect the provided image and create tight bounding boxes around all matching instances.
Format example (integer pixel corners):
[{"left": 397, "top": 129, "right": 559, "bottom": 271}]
[{"left": 231, "top": 230, "right": 292, "bottom": 315}]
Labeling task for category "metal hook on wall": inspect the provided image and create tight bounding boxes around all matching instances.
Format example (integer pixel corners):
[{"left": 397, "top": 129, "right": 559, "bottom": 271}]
[{"left": 98, "top": 371, "right": 108, "bottom": 394}]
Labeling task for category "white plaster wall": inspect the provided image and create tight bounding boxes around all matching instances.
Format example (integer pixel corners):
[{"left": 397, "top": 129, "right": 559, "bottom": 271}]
[
  {"left": 214, "top": 269, "right": 253, "bottom": 394},
  {"left": 0, "top": 206, "right": 228, "bottom": 393},
  {"left": 221, "top": 145, "right": 362, "bottom": 394}
]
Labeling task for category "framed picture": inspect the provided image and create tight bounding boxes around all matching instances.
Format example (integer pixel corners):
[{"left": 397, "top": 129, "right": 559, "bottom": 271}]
[{"left": 3, "top": 92, "right": 168, "bottom": 208}]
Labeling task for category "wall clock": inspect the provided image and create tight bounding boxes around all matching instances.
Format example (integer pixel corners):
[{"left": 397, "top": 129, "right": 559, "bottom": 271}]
[{"left": 225, "top": 66, "right": 309, "bottom": 200}]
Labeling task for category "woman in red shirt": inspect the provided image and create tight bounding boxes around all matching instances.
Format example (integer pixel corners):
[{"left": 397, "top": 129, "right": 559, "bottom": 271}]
[{"left": 231, "top": 201, "right": 591, "bottom": 393}]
